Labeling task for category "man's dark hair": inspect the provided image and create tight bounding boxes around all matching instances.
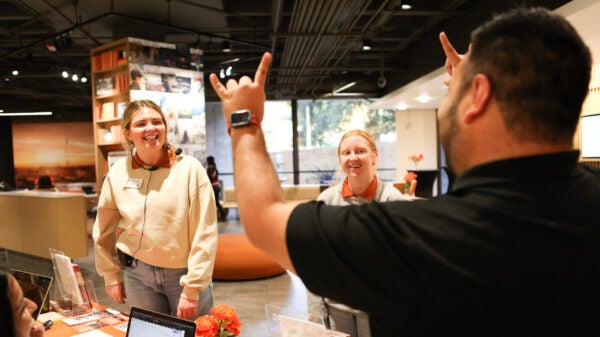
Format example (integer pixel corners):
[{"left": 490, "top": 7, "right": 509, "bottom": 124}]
[{"left": 464, "top": 7, "right": 592, "bottom": 143}]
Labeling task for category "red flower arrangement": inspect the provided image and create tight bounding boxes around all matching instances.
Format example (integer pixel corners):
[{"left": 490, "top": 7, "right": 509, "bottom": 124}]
[
  {"left": 404, "top": 172, "right": 418, "bottom": 196},
  {"left": 404, "top": 172, "right": 417, "bottom": 184},
  {"left": 408, "top": 153, "right": 424, "bottom": 168},
  {"left": 195, "top": 304, "right": 242, "bottom": 337}
]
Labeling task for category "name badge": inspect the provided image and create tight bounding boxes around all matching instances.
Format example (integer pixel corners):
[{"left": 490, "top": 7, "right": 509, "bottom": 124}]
[{"left": 123, "top": 178, "right": 143, "bottom": 189}]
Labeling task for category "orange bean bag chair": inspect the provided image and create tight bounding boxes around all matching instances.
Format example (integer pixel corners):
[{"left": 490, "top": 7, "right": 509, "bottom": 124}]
[{"left": 213, "top": 233, "right": 286, "bottom": 280}]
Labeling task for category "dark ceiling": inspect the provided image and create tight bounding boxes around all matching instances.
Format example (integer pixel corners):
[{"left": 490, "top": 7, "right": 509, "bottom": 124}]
[{"left": 0, "top": 0, "right": 570, "bottom": 122}]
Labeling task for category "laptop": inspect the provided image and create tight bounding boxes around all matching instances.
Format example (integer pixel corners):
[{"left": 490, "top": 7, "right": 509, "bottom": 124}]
[
  {"left": 10, "top": 269, "right": 53, "bottom": 320},
  {"left": 126, "top": 307, "right": 196, "bottom": 337}
]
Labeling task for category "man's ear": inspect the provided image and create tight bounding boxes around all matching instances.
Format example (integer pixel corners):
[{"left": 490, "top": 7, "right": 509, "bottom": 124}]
[{"left": 464, "top": 74, "right": 492, "bottom": 123}]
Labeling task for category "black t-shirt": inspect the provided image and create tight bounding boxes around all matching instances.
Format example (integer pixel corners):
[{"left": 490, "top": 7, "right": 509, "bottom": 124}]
[{"left": 287, "top": 151, "right": 600, "bottom": 336}]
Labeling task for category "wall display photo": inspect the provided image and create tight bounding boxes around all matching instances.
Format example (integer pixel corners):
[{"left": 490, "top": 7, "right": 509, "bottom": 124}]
[{"left": 12, "top": 122, "right": 96, "bottom": 189}]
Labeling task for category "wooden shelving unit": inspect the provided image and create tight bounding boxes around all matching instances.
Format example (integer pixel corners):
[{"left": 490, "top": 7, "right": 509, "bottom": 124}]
[
  {"left": 90, "top": 37, "right": 206, "bottom": 189},
  {"left": 90, "top": 38, "right": 131, "bottom": 188}
]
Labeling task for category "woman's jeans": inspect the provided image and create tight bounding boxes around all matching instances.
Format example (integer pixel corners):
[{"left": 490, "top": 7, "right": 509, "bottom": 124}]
[{"left": 123, "top": 258, "right": 213, "bottom": 318}]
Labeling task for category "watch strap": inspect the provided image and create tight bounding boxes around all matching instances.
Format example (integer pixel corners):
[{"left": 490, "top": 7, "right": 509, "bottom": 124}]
[{"left": 226, "top": 112, "right": 261, "bottom": 135}]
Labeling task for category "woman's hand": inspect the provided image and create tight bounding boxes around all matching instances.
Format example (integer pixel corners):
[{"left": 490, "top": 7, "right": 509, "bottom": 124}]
[
  {"left": 177, "top": 297, "right": 198, "bottom": 320},
  {"left": 105, "top": 282, "right": 126, "bottom": 304}
]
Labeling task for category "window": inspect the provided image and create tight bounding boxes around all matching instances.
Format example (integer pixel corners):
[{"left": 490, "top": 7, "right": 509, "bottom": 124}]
[{"left": 296, "top": 99, "right": 396, "bottom": 184}]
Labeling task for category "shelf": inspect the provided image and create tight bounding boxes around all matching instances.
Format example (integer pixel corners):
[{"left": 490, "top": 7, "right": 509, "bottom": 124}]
[
  {"left": 93, "top": 89, "right": 129, "bottom": 101},
  {"left": 93, "top": 63, "right": 129, "bottom": 77},
  {"left": 96, "top": 117, "right": 122, "bottom": 126},
  {"left": 98, "top": 143, "right": 124, "bottom": 152}
]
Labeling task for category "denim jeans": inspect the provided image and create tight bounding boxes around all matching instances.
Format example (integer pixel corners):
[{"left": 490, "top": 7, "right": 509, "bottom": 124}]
[{"left": 123, "top": 258, "right": 213, "bottom": 318}]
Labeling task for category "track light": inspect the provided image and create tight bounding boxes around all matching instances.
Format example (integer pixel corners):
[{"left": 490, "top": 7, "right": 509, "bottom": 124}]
[
  {"left": 333, "top": 81, "right": 357, "bottom": 94},
  {"left": 401, "top": 0, "right": 412, "bottom": 10},
  {"left": 222, "top": 41, "right": 231, "bottom": 53},
  {"left": 362, "top": 39, "right": 371, "bottom": 51}
]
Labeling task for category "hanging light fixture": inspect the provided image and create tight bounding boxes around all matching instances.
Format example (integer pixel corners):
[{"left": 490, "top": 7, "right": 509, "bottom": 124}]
[
  {"left": 362, "top": 39, "right": 371, "bottom": 51},
  {"left": 222, "top": 41, "right": 231, "bottom": 53}
]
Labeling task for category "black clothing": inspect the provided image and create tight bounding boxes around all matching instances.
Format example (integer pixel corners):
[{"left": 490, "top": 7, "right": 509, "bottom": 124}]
[
  {"left": 207, "top": 164, "right": 225, "bottom": 219},
  {"left": 287, "top": 151, "right": 600, "bottom": 336}
]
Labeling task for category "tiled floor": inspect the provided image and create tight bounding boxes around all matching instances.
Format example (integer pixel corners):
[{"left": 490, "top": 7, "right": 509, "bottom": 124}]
[{"left": 1, "top": 212, "right": 310, "bottom": 337}]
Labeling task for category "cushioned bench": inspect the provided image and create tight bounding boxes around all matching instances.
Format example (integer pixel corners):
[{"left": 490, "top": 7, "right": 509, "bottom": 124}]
[{"left": 222, "top": 184, "right": 324, "bottom": 209}]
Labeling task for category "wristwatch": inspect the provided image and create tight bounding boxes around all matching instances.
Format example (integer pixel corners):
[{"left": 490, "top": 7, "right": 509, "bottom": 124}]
[{"left": 228, "top": 109, "right": 261, "bottom": 134}]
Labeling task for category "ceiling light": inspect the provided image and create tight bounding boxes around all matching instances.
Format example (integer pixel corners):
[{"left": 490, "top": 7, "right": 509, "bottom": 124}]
[
  {"left": 417, "top": 94, "right": 431, "bottom": 103},
  {"left": 396, "top": 103, "right": 408, "bottom": 110},
  {"left": 12, "top": 70, "right": 19, "bottom": 76},
  {"left": 334, "top": 81, "right": 357, "bottom": 94},
  {"left": 62, "top": 70, "right": 69, "bottom": 78},
  {"left": 0, "top": 111, "right": 53, "bottom": 117},
  {"left": 225, "top": 66, "right": 233, "bottom": 77},
  {"left": 72, "top": 74, "right": 79, "bottom": 81},
  {"left": 81, "top": 76, "right": 88, "bottom": 83},
  {"left": 362, "top": 39, "right": 371, "bottom": 51},
  {"left": 222, "top": 41, "right": 231, "bottom": 53},
  {"left": 218, "top": 57, "right": 240, "bottom": 65},
  {"left": 219, "top": 68, "right": 225, "bottom": 79},
  {"left": 401, "top": 0, "right": 412, "bottom": 10}
]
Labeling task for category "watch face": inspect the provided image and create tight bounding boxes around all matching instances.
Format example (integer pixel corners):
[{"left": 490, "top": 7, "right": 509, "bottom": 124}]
[{"left": 230, "top": 110, "right": 252, "bottom": 127}]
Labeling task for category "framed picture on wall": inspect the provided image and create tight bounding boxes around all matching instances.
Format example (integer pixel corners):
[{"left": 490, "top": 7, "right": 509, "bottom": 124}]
[{"left": 107, "top": 151, "right": 128, "bottom": 169}]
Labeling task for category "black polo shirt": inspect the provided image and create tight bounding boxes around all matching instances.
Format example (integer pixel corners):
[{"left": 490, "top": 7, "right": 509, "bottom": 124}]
[{"left": 287, "top": 151, "right": 600, "bottom": 336}]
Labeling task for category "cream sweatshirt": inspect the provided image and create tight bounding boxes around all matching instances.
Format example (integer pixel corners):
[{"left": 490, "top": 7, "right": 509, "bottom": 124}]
[{"left": 92, "top": 154, "right": 218, "bottom": 300}]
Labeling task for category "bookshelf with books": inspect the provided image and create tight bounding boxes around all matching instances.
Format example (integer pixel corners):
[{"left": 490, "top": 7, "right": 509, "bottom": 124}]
[
  {"left": 91, "top": 37, "right": 206, "bottom": 189},
  {"left": 91, "top": 38, "right": 131, "bottom": 188}
]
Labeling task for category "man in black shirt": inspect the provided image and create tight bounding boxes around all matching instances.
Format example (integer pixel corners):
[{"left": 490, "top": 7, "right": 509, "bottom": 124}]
[{"left": 209, "top": 7, "right": 600, "bottom": 336}]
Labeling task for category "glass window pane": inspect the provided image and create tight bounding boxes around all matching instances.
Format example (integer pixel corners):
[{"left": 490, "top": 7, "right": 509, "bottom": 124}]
[
  {"left": 263, "top": 101, "right": 294, "bottom": 184},
  {"left": 297, "top": 99, "right": 397, "bottom": 185}
]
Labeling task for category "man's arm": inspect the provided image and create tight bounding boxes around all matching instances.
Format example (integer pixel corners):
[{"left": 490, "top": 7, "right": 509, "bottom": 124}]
[{"left": 209, "top": 52, "right": 297, "bottom": 272}]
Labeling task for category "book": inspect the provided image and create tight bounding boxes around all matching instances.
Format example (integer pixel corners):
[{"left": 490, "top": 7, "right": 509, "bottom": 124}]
[
  {"left": 95, "top": 77, "right": 114, "bottom": 96},
  {"left": 101, "top": 102, "right": 114, "bottom": 120}
]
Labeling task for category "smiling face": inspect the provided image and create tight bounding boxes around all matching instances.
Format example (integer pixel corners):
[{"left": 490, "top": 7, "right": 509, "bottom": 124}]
[
  {"left": 338, "top": 134, "right": 377, "bottom": 179},
  {"left": 124, "top": 106, "right": 167, "bottom": 155},
  {"left": 7, "top": 274, "right": 38, "bottom": 337}
]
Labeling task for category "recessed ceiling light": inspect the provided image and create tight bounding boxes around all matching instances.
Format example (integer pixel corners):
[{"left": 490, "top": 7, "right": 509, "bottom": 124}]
[
  {"left": 396, "top": 103, "right": 408, "bottom": 110},
  {"left": 417, "top": 94, "right": 431, "bottom": 103}
]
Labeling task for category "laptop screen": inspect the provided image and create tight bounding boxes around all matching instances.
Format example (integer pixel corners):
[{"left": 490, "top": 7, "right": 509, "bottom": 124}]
[
  {"left": 10, "top": 269, "right": 53, "bottom": 320},
  {"left": 126, "top": 307, "right": 196, "bottom": 337}
]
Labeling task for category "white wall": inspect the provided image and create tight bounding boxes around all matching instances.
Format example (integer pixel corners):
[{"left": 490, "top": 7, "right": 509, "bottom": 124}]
[{"left": 395, "top": 109, "right": 439, "bottom": 178}]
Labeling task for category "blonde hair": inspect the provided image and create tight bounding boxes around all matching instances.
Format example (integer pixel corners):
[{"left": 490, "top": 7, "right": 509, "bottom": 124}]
[{"left": 121, "top": 99, "right": 170, "bottom": 154}]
